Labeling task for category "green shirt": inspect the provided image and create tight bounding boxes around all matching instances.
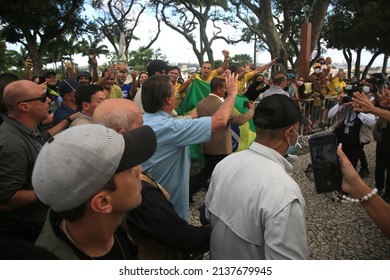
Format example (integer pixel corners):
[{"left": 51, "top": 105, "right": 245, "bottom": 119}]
[{"left": 0, "top": 116, "right": 49, "bottom": 228}]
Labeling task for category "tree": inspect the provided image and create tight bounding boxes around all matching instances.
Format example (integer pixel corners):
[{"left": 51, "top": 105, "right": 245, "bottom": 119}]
[
  {"left": 152, "top": 0, "right": 241, "bottom": 65},
  {"left": 0, "top": 33, "right": 9, "bottom": 72},
  {"left": 230, "top": 54, "right": 253, "bottom": 70},
  {"left": 325, "top": 0, "right": 390, "bottom": 79},
  {"left": 230, "top": 0, "right": 331, "bottom": 73},
  {"left": 92, "top": 0, "right": 160, "bottom": 62},
  {"left": 127, "top": 47, "right": 168, "bottom": 70},
  {"left": 0, "top": 0, "right": 88, "bottom": 75}
]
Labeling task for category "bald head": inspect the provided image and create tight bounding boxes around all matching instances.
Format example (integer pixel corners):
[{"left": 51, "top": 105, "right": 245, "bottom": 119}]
[
  {"left": 4, "top": 80, "right": 44, "bottom": 113},
  {"left": 92, "top": 98, "right": 143, "bottom": 131}
]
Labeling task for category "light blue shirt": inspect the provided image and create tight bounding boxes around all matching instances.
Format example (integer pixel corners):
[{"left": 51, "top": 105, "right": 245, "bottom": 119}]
[{"left": 143, "top": 111, "right": 212, "bottom": 220}]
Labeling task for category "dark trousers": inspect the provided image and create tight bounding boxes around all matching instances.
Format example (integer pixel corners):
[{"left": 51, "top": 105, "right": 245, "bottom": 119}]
[
  {"left": 190, "top": 154, "right": 227, "bottom": 199},
  {"left": 375, "top": 143, "right": 390, "bottom": 197},
  {"left": 359, "top": 144, "right": 369, "bottom": 170},
  {"left": 342, "top": 142, "right": 363, "bottom": 169}
]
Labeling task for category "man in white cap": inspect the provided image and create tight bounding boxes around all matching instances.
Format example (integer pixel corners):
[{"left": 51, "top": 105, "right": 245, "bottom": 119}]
[{"left": 33, "top": 124, "right": 157, "bottom": 259}]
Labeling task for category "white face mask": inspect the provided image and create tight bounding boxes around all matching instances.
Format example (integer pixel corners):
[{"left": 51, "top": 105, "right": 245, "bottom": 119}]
[
  {"left": 297, "top": 81, "right": 304, "bottom": 86},
  {"left": 314, "top": 68, "right": 321, "bottom": 74}
]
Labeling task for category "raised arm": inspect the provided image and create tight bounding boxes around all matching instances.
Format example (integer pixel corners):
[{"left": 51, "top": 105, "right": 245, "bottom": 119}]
[
  {"left": 253, "top": 58, "right": 277, "bottom": 76},
  {"left": 215, "top": 50, "right": 230, "bottom": 76}
]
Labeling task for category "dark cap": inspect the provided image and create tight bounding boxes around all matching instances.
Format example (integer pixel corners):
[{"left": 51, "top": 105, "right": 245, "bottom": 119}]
[
  {"left": 58, "top": 78, "right": 80, "bottom": 96},
  {"left": 76, "top": 71, "right": 92, "bottom": 81},
  {"left": 45, "top": 71, "right": 57, "bottom": 78},
  {"left": 146, "top": 60, "right": 168, "bottom": 76},
  {"left": 254, "top": 94, "right": 309, "bottom": 129}
]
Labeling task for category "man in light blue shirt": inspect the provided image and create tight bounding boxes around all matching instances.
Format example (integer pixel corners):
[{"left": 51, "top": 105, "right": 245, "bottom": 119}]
[{"left": 141, "top": 74, "right": 239, "bottom": 220}]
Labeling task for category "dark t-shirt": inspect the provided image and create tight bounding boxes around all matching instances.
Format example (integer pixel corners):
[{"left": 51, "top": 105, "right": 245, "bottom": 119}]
[
  {"left": 53, "top": 103, "right": 76, "bottom": 125},
  {"left": 120, "top": 84, "right": 132, "bottom": 99},
  {"left": 0, "top": 116, "right": 49, "bottom": 230}
]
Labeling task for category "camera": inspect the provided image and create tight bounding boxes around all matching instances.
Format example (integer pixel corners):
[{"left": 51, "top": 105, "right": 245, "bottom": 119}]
[
  {"left": 178, "top": 77, "right": 184, "bottom": 84},
  {"left": 342, "top": 83, "right": 362, "bottom": 103}
]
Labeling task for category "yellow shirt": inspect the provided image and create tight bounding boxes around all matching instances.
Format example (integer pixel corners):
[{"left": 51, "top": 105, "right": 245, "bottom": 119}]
[
  {"left": 238, "top": 71, "right": 255, "bottom": 94},
  {"left": 327, "top": 77, "right": 346, "bottom": 96},
  {"left": 173, "top": 82, "right": 185, "bottom": 110},
  {"left": 195, "top": 69, "right": 219, "bottom": 83},
  {"left": 109, "top": 84, "right": 123, "bottom": 99}
]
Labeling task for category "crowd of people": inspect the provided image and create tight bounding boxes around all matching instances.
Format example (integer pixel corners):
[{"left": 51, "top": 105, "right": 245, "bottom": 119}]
[{"left": 0, "top": 50, "right": 389, "bottom": 260}]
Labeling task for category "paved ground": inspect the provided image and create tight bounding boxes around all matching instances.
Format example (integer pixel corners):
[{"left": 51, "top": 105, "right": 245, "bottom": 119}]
[{"left": 189, "top": 141, "right": 390, "bottom": 260}]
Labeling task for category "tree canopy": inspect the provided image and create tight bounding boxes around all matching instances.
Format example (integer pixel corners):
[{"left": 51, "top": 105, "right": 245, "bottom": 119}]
[{"left": 0, "top": 0, "right": 87, "bottom": 74}]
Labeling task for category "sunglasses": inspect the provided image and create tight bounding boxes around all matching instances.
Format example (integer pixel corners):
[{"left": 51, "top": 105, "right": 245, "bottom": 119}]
[{"left": 18, "top": 92, "right": 47, "bottom": 104}]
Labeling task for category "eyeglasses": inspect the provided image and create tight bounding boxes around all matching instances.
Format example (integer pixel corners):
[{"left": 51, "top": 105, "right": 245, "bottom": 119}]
[{"left": 18, "top": 92, "right": 47, "bottom": 104}]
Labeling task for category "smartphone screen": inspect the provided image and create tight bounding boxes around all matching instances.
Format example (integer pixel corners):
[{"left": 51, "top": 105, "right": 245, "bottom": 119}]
[{"left": 308, "top": 133, "right": 342, "bottom": 193}]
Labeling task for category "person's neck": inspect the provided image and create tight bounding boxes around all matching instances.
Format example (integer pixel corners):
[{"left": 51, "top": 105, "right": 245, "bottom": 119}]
[
  {"left": 60, "top": 215, "right": 121, "bottom": 258},
  {"left": 62, "top": 100, "right": 77, "bottom": 110},
  {"left": 8, "top": 114, "right": 39, "bottom": 131},
  {"left": 257, "top": 138, "right": 287, "bottom": 156},
  {"left": 80, "top": 110, "right": 92, "bottom": 117}
]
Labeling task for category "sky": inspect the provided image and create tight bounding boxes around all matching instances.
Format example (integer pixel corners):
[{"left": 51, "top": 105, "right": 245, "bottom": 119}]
[
  {"left": 73, "top": 9, "right": 385, "bottom": 69},
  {"left": 6, "top": 4, "right": 386, "bottom": 69}
]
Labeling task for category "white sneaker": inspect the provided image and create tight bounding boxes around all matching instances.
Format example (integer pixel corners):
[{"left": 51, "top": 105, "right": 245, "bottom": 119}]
[{"left": 285, "top": 154, "right": 298, "bottom": 162}]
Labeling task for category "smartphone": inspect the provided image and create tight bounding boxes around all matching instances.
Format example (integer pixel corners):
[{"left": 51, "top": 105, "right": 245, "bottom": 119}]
[
  {"left": 308, "top": 133, "right": 342, "bottom": 194},
  {"left": 88, "top": 48, "right": 95, "bottom": 59},
  {"left": 127, "top": 66, "right": 133, "bottom": 73}
]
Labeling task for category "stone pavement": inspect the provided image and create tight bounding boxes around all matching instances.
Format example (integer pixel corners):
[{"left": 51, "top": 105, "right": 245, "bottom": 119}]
[{"left": 188, "top": 142, "right": 390, "bottom": 260}]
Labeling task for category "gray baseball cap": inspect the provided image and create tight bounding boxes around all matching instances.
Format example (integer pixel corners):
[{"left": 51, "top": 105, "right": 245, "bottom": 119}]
[{"left": 32, "top": 124, "right": 156, "bottom": 212}]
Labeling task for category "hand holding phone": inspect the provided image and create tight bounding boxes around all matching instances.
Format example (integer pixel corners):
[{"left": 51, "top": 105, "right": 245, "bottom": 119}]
[{"left": 309, "top": 133, "right": 342, "bottom": 193}]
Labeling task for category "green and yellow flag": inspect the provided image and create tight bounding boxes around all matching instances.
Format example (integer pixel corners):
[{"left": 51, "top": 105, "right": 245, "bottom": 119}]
[
  {"left": 178, "top": 79, "right": 256, "bottom": 158},
  {"left": 231, "top": 94, "right": 256, "bottom": 152}
]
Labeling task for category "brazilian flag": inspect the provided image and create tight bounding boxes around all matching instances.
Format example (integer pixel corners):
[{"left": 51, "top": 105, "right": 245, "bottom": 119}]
[
  {"left": 178, "top": 78, "right": 210, "bottom": 115},
  {"left": 178, "top": 78, "right": 211, "bottom": 160},
  {"left": 231, "top": 94, "right": 256, "bottom": 152},
  {"left": 178, "top": 78, "right": 256, "bottom": 158}
]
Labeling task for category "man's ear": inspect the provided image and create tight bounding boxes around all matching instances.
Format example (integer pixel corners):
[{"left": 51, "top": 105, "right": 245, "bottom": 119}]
[
  {"left": 89, "top": 191, "right": 112, "bottom": 214},
  {"left": 284, "top": 126, "right": 294, "bottom": 142},
  {"left": 165, "top": 95, "right": 174, "bottom": 105},
  {"left": 82, "top": 101, "right": 90, "bottom": 112},
  {"left": 18, "top": 103, "right": 30, "bottom": 112}
]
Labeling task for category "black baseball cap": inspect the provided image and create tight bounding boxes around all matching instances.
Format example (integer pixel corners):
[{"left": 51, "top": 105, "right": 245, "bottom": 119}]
[{"left": 254, "top": 94, "right": 310, "bottom": 129}]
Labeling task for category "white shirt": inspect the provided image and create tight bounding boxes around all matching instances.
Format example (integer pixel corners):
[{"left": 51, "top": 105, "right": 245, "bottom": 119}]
[
  {"left": 205, "top": 142, "right": 309, "bottom": 260},
  {"left": 328, "top": 103, "right": 376, "bottom": 127}
]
